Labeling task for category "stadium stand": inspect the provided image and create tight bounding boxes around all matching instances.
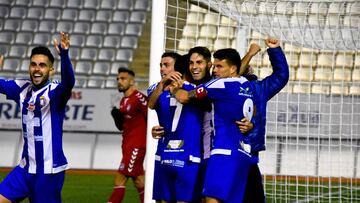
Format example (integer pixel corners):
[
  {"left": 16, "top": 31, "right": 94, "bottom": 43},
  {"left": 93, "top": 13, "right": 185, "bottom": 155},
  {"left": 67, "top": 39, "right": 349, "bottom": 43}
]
[{"left": 0, "top": 0, "right": 149, "bottom": 88}]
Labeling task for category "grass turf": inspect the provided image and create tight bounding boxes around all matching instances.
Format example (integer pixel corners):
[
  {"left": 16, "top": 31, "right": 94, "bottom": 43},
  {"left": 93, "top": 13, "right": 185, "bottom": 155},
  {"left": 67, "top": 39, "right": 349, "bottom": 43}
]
[
  {"left": 0, "top": 170, "right": 139, "bottom": 203},
  {"left": 1, "top": 170, "right": 359, "bottom": 202}
]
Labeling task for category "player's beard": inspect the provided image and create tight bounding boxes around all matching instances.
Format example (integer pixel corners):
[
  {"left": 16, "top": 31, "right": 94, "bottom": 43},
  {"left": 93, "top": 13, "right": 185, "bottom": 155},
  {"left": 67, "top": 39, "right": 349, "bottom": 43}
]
[{"left": 118, "top": 85, "right": 129, "bottom": 93}]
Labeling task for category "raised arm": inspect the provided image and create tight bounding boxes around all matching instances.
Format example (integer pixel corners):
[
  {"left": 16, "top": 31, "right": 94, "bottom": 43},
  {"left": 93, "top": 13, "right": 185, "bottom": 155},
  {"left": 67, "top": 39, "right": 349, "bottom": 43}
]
[
  {"left": 239, "top": 43, "right": 261, "bottom": 76},
  {"left": 53, "top": 32, "right": 75, "bottom": 94},
  {"left": 260, "top": 38, "right": 289, "bottom": 101}
]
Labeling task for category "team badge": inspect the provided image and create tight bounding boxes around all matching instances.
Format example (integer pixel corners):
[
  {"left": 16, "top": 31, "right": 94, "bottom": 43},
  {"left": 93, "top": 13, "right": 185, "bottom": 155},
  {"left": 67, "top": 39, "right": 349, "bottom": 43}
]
[
  {"left": 39, "top": 96, "right": 46, "bottom": 107},
  {"left": 119, "top": 163, "right": 125, "bottom": 170}
]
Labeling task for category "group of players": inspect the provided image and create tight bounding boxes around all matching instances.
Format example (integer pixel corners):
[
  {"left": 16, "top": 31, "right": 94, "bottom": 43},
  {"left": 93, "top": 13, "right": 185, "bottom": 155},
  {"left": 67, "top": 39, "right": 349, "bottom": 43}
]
[
  {"left": 146, "top": 38, "right": 289, "bottom": 203},
  {"left": 0, "top": 31, "right": 288, "bottom": 203}
]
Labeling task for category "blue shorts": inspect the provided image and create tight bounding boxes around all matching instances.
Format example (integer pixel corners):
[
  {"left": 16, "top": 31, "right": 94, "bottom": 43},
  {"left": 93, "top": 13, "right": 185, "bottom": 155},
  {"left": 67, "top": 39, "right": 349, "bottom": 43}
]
[
  {"left": 203, "top": 150, "right": 256, "bottom": 202},
  {"left": 152, "top": 159, "right": 162, "bottom": 201},
  {"left": 0, "top": 166, "right": 65, "bottom": 203},
  {"left": 161, "top": 161, "right": 200, "bottom": 202}
]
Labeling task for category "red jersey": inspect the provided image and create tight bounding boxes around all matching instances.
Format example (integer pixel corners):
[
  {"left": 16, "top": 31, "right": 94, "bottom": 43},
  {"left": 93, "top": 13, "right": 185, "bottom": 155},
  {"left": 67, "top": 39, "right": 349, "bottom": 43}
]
[{"left": 119, "top": 90, "right": 147, "bottom": 149}]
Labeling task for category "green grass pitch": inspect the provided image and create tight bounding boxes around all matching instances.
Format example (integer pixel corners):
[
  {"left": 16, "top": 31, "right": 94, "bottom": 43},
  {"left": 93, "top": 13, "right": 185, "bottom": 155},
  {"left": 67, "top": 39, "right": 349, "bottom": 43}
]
[{"left": 0, "top": 170, "right": 140, "bottom": 203}]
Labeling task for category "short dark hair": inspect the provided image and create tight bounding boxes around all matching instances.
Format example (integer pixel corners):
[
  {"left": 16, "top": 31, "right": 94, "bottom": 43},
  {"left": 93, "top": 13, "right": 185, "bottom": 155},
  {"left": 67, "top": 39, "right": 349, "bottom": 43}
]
[
  {"left": 31, "top": 46, "right": 54, "bottom": 64},
  {"left": 174, "top": 54, "right": 189, "bottom": 75},
  {"left": 118, "top": 67, "right": 135, "bottom": 77},
  {"left": 188, "top": 46, "right": 211, "bottom": 63},
  {"left": 161, "top": 52, "right": 181, "bottom": 61},
  {"left": 213, "top": 48, "right": 242, "bottom": 74}
]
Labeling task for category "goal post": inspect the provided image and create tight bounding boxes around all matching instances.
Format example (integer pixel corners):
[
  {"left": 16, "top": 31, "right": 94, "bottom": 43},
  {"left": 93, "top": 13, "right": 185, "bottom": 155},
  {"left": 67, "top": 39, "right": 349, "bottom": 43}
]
[{"left": 146, "top": 0, "right": 360, "bottom": 202}]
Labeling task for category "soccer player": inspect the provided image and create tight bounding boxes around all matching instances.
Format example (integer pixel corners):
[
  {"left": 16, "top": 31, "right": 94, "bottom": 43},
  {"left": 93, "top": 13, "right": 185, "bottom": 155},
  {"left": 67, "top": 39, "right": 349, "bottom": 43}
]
[
  {"left": 148, "top": 53, "right": 204, "bottom": 203},
  {"left": 241, "top": 39, "right": 289, "bottom": 203},
  {"left": 108, "top": 68, "right": 148, "bottom": 203},
  {"left": 0, "top": 32, "right": 75, "bottom": 203},
  {"left": 170, "top": 48, "right": 258, "bottom": 203},
  {"left": 148, "top": 52, "right": 180, "bottom": 202}
]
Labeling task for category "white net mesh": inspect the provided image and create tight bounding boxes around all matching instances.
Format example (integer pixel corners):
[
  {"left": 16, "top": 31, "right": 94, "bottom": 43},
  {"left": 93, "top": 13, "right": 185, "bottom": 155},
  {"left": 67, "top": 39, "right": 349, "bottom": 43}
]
[{"left": 163, "top": 0, "right": 360, "bottom": 202}]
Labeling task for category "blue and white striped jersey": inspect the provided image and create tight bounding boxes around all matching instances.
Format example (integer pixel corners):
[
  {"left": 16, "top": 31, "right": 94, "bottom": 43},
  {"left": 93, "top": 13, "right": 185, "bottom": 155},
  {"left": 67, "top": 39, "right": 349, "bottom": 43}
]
[{"left": 0, "top": 50, "right": 75, "bottom": 174}]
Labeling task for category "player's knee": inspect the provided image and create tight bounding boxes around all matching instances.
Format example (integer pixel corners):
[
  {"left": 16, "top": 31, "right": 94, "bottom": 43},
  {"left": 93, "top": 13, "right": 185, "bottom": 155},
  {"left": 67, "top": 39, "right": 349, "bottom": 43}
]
[
  {"left": 114, "top": 173, "right": 128, "bottom": 186},
  {"left": 133, "top": 177, "right": 145, "bottom": 189}
]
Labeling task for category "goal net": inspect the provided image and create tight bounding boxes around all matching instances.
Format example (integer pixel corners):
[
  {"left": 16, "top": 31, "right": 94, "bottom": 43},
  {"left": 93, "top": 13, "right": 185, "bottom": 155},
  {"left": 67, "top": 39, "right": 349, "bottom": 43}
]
[{"left": 159, "top": 0, "right": 360, "bottom": 202}]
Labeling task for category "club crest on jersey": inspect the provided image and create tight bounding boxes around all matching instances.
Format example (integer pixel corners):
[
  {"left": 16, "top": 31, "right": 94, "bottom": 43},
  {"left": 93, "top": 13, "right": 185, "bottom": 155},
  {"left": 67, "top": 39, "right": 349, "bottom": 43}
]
[
  {"left": 27, "top": 103, "right": 35, "bottom": 111},
  {"left": 119, "top": 163, "right": 125, "bottom": 170},
  {"left": 238, "top": 87, "right": 253, "bottom": 97},
  {"left": 39, "top": 96, "right": 46, "bottom": 107}
]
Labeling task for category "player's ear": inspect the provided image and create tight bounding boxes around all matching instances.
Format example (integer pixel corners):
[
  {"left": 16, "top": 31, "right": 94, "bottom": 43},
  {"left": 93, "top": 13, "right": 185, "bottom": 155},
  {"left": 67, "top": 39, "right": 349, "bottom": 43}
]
[
  {"left": 49, "top": 65, "right": 55, "bottom": 76},
  {"left": 230, "top": 65, "right": 237, "bottom": 75},
  {"left": 130, "top": 77, "right": 135, "bottom": 86}
]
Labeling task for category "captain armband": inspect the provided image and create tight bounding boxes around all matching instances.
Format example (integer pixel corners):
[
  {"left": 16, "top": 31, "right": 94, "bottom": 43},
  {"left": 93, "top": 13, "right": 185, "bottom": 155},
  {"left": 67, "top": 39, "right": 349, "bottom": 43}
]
[{"left": 194, "top": 86, "right": 207, "bottom": 99}]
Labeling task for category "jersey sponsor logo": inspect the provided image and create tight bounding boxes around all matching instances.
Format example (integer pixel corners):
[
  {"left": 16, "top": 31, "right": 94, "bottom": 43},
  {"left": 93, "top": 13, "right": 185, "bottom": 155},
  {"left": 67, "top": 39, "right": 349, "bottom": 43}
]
[
  {"left": 238, "top": 87, "right": 253, "bottom": 97},
  {"left": 166, "top": 139, "right": 184, "bottom": 149},
  {"left": 239, "top": 141, "right": 251, "bottom": 154},
  {"left": 27, "top": 103, "right": 35, "bottom": 111},
  {"left": 161, "top": 159, "right": 185, "bottom": 168}
]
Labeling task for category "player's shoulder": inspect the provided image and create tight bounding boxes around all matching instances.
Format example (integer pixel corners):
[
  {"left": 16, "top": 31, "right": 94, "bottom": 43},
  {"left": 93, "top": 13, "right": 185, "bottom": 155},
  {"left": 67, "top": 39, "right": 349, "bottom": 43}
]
[
  {"left": 147, "top": 82, "right": 159, "bottom": 95},
  {"left": 134, "top": 90, "right": 148, "bottom": 105},
  {"left": 13, "top": 78, "right": 31, "bottom": 87},
  {"left": 135, "top": 89, "right": 147, "bottom": 98},
  {"left": 205, "top": 77, "right": 248, "bottom": 88}
]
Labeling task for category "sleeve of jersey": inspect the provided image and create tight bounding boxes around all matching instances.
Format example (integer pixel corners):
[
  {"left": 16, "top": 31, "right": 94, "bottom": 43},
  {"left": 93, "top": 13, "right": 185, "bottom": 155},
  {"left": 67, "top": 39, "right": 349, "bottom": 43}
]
[
  {"left": 260, "top": 47, "right": 289, "bottom": 101},
  {"left": 0, "top": 79, "right": 23, "bottom": 102},
  {"left": 147, "top": 83, "right": 158, "bottom": 96},
  {"left": 51, "top": 48, "right": 75, "bottom": 106},
  {"left": 136, "top": 92, "right": 148, "bottom": 118},
  {"left": 60, "top": 48, "right": 75, "bottom": 92}
]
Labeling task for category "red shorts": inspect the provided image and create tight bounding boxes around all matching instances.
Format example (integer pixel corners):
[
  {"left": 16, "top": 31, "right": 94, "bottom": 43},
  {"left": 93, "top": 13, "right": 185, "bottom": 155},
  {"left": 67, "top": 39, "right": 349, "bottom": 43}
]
[{"left": 118, "top": 147, "right": 145, "bottom": 177}]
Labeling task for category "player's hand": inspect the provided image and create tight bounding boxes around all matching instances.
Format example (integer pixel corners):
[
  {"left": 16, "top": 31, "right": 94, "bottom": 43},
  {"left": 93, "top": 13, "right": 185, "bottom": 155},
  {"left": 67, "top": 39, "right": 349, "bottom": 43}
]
[
  {"left": 53, "top": 32, "right": 70, "bottom": 54},
  {"left": 235, "top": 118, "right": 254, "bottom": 134},
  {"left": 248, "top": 43, "right": 261, "bottom": 57},
  {"left": 265, "top": 38, "right": 280, "bottom": 48},
  {"left": 152, "top": 125, "right": 164, "bottom": 139},
  {"left": 0, "top": 55, "right": 3, "bottom": 67},
  {"left": 161, "top": 71, "right": 182, "bottom": 88}
]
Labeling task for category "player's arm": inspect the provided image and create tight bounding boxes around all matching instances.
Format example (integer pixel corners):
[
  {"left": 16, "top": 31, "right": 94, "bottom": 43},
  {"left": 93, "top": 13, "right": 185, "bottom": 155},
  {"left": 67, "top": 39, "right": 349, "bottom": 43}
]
[
  {"left": 0, "top": 55, "right": 3, "bottom": 67},
  {"left": 111, "top": 107, "right": 124, "bottom": 131},
  {"left": 0, "top": 54, "right": 24, "bottom": 101},
  {"left": 239, "top": 43, "right": 261, "bottom": 76},
  {"left": 260, "top": 38, "right": 289, "bottom": 101},
  {"left": 53, "top": 32, "right": 75, "bottom": 92},
  {"left": 171, "top": 85, "right": 206, "bottom": 104}
]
